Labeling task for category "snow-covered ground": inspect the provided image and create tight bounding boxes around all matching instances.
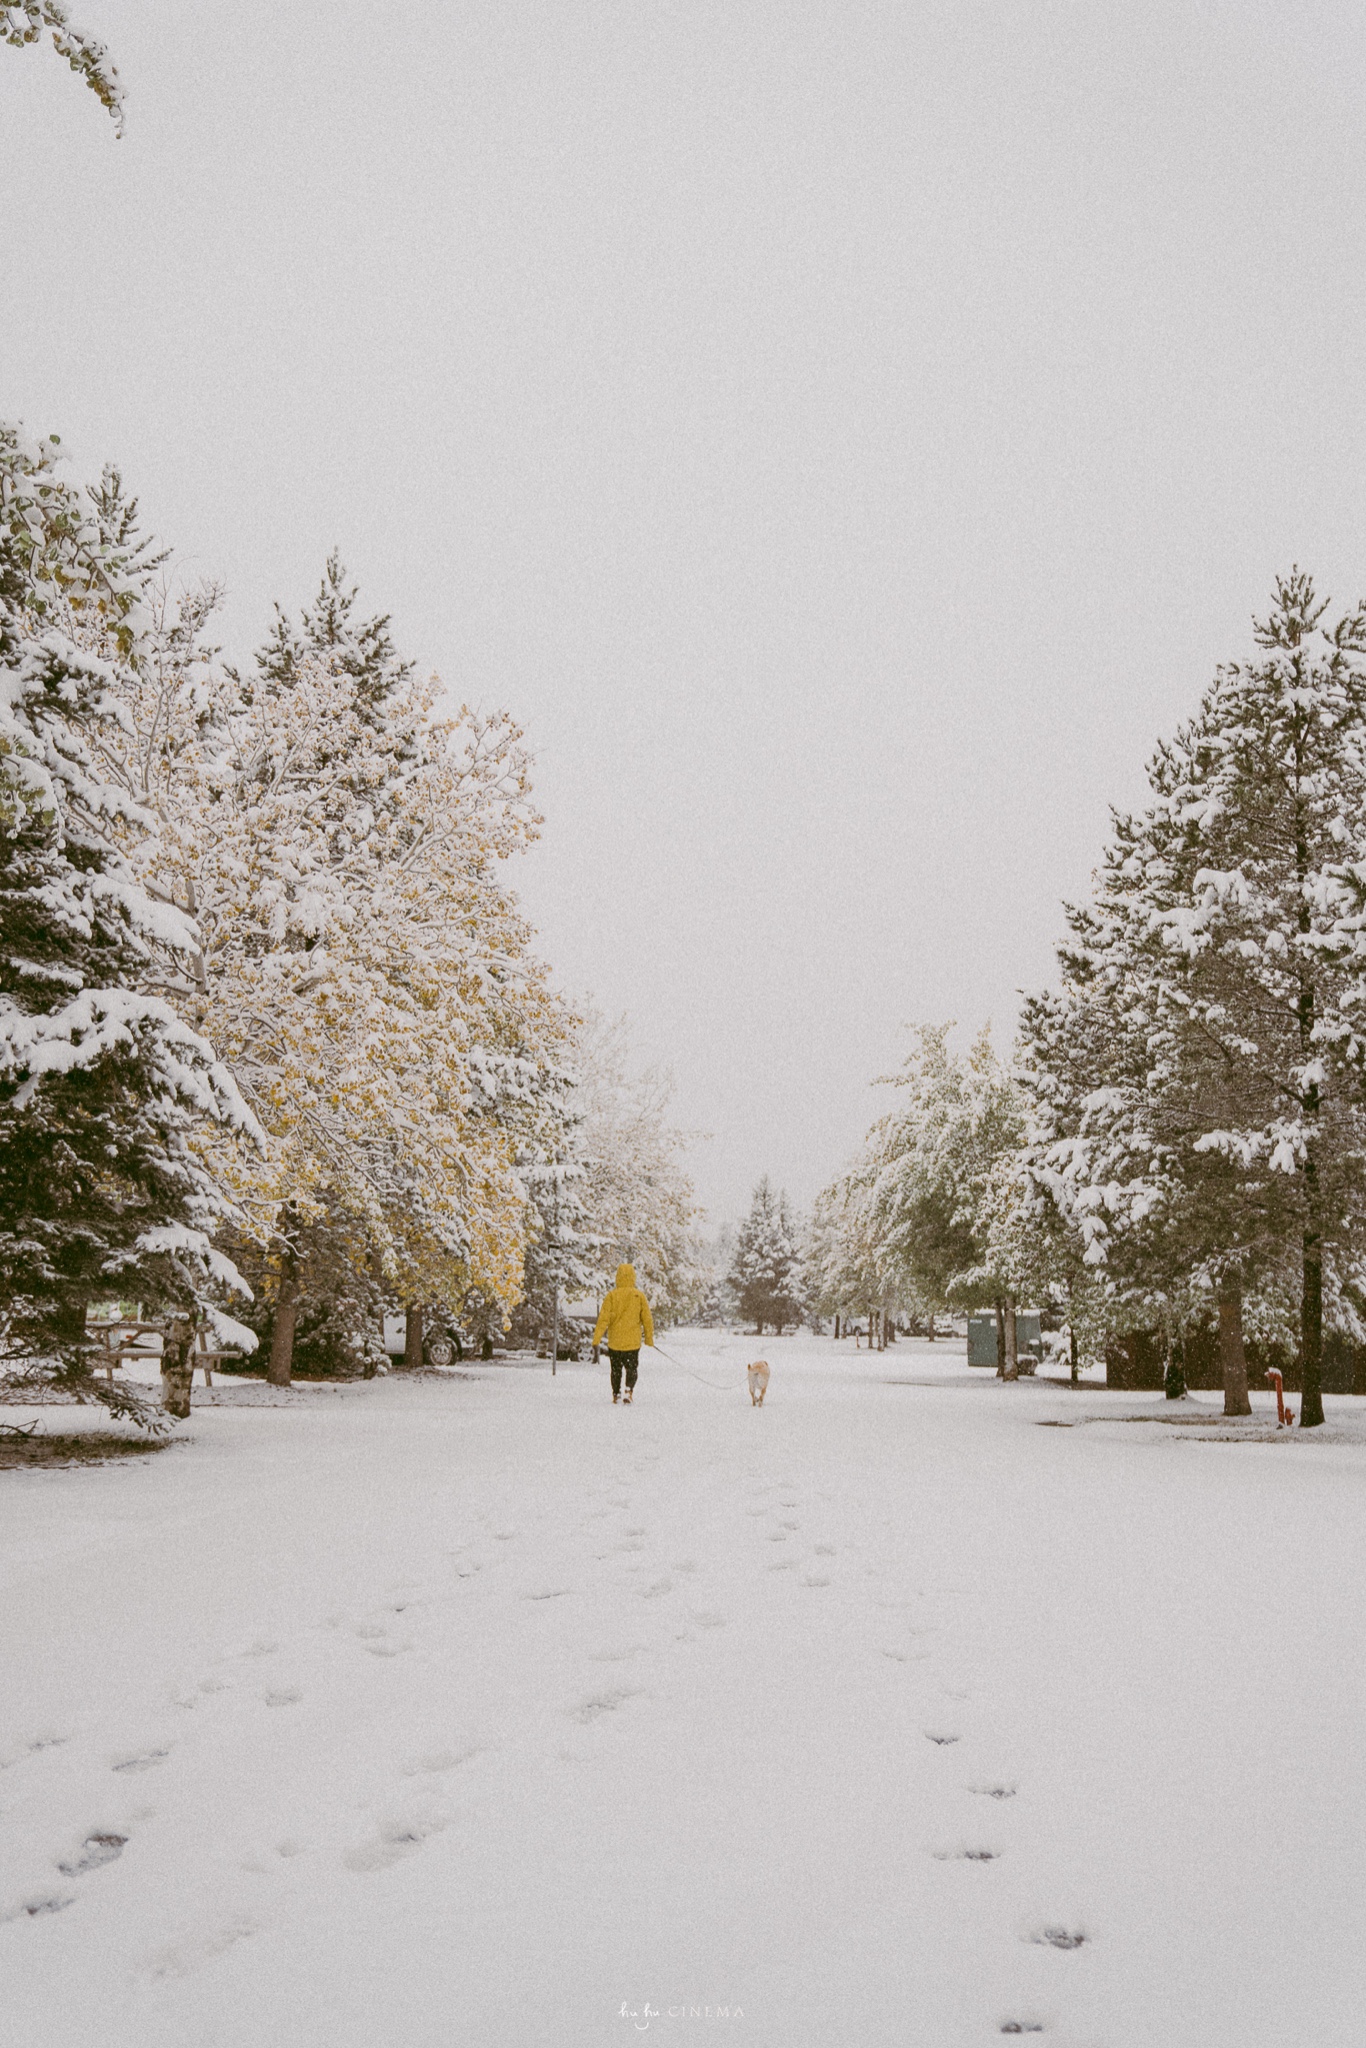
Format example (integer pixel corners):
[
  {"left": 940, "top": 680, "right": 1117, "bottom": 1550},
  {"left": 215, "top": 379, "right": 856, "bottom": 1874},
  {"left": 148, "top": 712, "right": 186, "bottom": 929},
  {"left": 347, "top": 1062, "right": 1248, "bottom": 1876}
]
[{"left": 3, "top": 1330, "right": 1364, "bottom": 2048}]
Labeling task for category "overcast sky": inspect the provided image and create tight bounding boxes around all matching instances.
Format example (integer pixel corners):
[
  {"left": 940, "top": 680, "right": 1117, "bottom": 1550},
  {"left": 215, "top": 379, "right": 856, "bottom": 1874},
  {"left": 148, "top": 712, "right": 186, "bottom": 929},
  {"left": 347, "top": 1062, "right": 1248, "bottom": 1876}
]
[{"left": 6, "top": 1, "right": 1366, "bottom": 1223}]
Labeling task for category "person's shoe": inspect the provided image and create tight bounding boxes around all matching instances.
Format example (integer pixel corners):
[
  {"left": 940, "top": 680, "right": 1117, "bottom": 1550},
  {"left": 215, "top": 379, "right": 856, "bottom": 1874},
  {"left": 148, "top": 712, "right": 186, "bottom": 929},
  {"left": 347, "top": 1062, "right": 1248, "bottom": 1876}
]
[
  {"left": 623, "top": 1390, "right": 634, "bottom": 1404},
  {"left": 612, "top": 1393, "right": 620, "bottom": 1403}
]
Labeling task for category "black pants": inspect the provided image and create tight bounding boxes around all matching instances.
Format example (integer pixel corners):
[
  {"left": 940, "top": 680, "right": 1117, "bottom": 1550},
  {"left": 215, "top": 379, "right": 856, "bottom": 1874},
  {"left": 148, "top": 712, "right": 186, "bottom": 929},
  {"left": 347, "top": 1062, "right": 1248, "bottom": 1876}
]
[{"left": 609, "top": 1349, "right": 639, "bottom": 1398}]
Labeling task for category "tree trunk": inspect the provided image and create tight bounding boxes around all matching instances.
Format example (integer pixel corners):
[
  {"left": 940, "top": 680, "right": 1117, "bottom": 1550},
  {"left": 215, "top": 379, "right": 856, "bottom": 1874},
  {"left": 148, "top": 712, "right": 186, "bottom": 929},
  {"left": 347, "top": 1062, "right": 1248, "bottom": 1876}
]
[
  {"left": 994, "top": 1299, "right": 1006, "bottom": 1377},
  {"left": 267, "top": 1238, "right": 300, "bottom": 1386},
  {"left": 403, "top": 1305, "right": 424, "bottom": 1371},
  {"left": 1069, "top": 1325, "right": 1079, "bottom": 1386},
  {"left": 161, "top": 1316, "right": 195, "bottom": 1418},
  {"left": 1163, "top": 1325, "right": 1186, "bottom": 1401},
  {"left": 1218, "top": 1281, "right": 1251, "bottom": 1417},
  {"left": 1301, "top": 1231, "right": 1325, "bottom": 1428},
  {"left": 1002, "top": 1295, "right": 1019, "bottom": 1381}
]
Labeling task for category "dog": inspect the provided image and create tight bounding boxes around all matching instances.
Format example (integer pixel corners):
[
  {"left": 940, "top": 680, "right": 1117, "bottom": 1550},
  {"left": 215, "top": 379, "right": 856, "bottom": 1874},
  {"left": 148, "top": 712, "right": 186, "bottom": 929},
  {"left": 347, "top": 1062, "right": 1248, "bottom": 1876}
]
[{"left": 746, "top": 1360, "right": 770, "bottom": 1406}]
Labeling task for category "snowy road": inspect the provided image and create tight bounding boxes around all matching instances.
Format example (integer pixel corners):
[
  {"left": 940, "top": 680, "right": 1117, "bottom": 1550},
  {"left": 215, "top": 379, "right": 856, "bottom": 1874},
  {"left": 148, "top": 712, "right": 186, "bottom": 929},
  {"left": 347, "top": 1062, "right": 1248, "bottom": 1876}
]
[{"left": 3, "top": 1332, "right": 1365, "bottom": 2048}]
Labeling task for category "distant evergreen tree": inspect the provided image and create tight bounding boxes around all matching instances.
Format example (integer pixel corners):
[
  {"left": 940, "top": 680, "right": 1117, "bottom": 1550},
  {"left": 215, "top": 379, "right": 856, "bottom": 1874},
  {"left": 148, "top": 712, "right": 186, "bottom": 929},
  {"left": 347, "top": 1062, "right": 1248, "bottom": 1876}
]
[
  {"left": 729, "top": 1176, "right": 803, "bottom": 1334},
  {"left": 0, "top": 427, "right": 255, "bottom": 1422},
  {"left": 693, "top": 1279, "right": 728, "bottom": 1328},
  {"left": 244, "top": 551, "right": 414, "bottom": 713}
]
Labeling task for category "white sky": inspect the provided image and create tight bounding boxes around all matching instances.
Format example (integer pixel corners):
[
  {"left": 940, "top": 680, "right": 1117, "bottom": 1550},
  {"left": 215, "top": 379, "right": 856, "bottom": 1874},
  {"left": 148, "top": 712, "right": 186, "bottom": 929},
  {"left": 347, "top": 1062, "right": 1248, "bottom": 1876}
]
[{"left": 6, "top": 1, "right": 1366, "bottom": 1223}]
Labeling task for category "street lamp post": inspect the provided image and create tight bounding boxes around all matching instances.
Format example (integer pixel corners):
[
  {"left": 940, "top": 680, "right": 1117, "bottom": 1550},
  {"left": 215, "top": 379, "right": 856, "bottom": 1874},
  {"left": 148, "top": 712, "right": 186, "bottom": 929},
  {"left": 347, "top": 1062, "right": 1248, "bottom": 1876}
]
[{"left": 550, "top": 1178, "right": 560, "bottom": 1378}]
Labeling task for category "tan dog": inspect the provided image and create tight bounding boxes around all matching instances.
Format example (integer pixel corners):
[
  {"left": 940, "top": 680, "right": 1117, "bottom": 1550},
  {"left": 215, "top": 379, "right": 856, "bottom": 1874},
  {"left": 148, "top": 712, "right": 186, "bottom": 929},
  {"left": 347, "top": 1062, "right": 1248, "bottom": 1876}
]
[{"left": 747, "top": 1360, "right": 770, "bottom": 1406}]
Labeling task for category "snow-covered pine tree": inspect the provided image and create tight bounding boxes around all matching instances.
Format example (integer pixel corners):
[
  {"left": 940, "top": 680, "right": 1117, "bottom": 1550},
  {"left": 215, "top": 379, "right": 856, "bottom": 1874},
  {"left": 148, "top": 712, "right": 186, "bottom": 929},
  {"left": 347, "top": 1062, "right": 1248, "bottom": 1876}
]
[
  {"left": 512, "top": 1049, "right": 601, "bottom": 1356},
  {"left": 243, "top": 552, "right": 414, "bottom": 716},
  {"left": 0, "top": 427, "right": 255, "bottom": 1423},
  {"left": 728, "top": 1176, "right": 803, "bottom": 1334},
  {"left": 1018, "top": 916, "right": 1290, "bottom": 1411},
  {"left": 1022, "top": 574, "right": 1366, "bottom": 1423}
]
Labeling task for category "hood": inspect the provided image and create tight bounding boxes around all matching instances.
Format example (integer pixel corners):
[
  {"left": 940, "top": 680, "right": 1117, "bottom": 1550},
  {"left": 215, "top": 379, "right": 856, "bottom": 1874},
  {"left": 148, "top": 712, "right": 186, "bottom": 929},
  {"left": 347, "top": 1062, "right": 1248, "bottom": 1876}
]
[{"left": 616, "top": 1264, "right": 636, "bottom": 1290}]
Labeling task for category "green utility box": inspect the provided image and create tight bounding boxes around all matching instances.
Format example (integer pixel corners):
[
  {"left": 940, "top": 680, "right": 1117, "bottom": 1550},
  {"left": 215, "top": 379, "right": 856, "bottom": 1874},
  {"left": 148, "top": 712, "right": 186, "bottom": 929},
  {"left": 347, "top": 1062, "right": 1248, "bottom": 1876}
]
[{"left": 967, "top": 1311, "right": 1042, "bottom": 1368}]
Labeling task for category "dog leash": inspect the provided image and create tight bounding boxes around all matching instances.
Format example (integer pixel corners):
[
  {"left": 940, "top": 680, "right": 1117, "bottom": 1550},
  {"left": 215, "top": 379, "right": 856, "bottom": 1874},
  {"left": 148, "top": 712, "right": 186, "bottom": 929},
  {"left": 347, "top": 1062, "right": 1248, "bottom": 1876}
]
[{"left": 646, "top": 1343, "right": 751, "bottom": 1392}]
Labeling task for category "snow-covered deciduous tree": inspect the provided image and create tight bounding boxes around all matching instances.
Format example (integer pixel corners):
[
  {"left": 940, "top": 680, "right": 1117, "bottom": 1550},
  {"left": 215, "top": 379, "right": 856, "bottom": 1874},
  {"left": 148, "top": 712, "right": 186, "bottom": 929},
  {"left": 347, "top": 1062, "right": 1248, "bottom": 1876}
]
[
  {"left": 729, "top": 1176, "right": 804, "bottom": 1335},
  {"left": 834, "top": 1025, "right": 1025, "bottom": 1361},
  {"left": 2, "top": 2, "right": 123, "bottom": 128},
  {"left": 76, "top": 525, "right": 569, "bottom": 1380},
  {"left": 803, "top": 1186, "right": 901, "bottom": 1340},
  {"left": 566, "top": 1007, "right": 703, "bottom": 1327},
  {"left": 149, "top": 657, "right": 563, "bottom": 1373},
  {"left": 0, "top": 428, "right": 256, "bottom": 1424}
]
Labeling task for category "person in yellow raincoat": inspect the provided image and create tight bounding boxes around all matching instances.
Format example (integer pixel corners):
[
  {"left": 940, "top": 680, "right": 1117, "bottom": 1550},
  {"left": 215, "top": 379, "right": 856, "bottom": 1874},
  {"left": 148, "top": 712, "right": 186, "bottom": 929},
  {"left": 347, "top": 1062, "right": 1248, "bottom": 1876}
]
[{"left": 592, "top": 1263, "right": 655, "bottom": 1404}]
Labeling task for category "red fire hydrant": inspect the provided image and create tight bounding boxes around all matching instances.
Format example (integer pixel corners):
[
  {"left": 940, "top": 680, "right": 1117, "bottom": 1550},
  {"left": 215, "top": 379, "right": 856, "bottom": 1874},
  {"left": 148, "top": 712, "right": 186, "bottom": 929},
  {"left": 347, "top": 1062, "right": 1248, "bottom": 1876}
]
[{"left": 1265, "top": 1368, "right": 1294, "bottom": 1428}]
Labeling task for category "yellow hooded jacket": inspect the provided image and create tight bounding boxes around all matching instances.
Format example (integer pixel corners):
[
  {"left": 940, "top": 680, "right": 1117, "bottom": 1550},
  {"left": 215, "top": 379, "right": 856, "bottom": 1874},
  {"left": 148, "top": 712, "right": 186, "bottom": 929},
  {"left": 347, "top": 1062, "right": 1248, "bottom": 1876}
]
[{"left": 592, "top": 1264, "right": 655, "bottom": 1352}]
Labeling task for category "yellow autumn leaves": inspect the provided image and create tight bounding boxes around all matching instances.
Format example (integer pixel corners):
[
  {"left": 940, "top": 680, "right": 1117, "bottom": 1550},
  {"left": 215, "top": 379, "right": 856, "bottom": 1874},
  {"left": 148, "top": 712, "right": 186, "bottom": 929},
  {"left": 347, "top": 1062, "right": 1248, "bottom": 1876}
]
[{"left": 102, "top": 639, "right": 570, "bottom": 1316}]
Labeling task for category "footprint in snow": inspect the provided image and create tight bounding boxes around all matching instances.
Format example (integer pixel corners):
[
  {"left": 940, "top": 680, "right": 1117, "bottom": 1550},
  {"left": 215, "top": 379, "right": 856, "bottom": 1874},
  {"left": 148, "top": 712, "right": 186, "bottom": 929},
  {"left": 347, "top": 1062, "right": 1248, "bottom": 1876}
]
[
  {"left": 524, "top": 1587, "right": 575, "bottom": 1601},
  {"left": 924, "top": 1731, "right": 961, "bottom": 1746},
  {"left": 343, "top": 1815, "right": 448, "bottom": 1873},
  {"left": 930, "top": 1846, "right": 999, "bottom": 1862},
  {"left": 970, "top": 1784, "right": 1017, "bottom": 1800},
  {"left": 401, "top": 1748, "right": 480, "bottom": 1777},
  {"left": 639, "top": 1577, "right": 673, "bottom": 1599},
  {"left": 999, "top": 2023, "right": 1045, "bottom": 2035},
  {"left": 112, "top": 1748, "right": 168, "bottom": 1774},
  {"left": 346, "top": 1619, "right": 412, "bottom": 1655},
  {"left": 145, "top": 1914, "right": 257, "bottom": 1978},
  {"left": 58, "top": 1832, "right": 127, "bottom": 1876},
  {"left": 814, "top": 1544, "right": 836, "bottom": 1556},
  {"left": 690, "top": 1612, "right": 728, "bottom": 1629},
  {"left": 1026, "top": 1925, "right": 1088, "bottom": 1950},
  {"left": 801, "top": 1575, "right": 831, "bottom": 1588},
  {"left": 4, "top": 1893, "right": 74, "bottom": 1922},
  {"left": 573, "top": 1689, "right": 642, "bottom": 1724},
  {"left": 263, "top": 1688, "right": 303, "bottom": 1708}
]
